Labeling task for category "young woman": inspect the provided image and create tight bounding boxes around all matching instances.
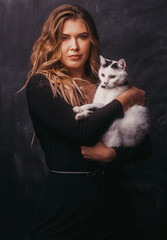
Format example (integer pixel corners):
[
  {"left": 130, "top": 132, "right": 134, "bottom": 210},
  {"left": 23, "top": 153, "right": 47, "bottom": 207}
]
[{"left": 26, "top": 4, "right": 151, "bottom": 240}]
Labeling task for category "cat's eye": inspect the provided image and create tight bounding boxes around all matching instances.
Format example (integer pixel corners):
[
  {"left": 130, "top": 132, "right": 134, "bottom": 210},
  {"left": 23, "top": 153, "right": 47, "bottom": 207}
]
[
  {"left": 110, "top": 75, "right": 116, "bottom": 79},
  {"left": 101, "top": 73, "right": 105, "bottom": 77}
]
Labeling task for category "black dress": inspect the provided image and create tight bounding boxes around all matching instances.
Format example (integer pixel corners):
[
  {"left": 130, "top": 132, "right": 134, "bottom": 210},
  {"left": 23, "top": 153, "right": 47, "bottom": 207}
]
[{"left": 26, "top": 74, "right": 151, "bottom": 240}]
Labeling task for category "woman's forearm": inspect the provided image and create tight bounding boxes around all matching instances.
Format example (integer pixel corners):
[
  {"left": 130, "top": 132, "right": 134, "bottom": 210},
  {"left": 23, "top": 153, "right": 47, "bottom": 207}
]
[
  {"left": 116, "top": 86, "right": 146, "bottom": 112},
  {"left": 81, "top": 141, "right": 116, "bottom": 163}
]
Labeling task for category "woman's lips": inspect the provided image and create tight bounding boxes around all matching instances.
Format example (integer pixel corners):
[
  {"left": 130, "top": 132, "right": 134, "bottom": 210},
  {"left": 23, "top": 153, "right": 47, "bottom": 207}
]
[{"left": 69, "top": 55, "right": 81, "bottom": 60}]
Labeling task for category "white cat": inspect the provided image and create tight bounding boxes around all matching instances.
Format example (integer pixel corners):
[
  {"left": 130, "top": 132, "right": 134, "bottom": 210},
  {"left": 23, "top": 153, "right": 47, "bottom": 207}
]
[{"left": 73, "top": 56, "right": 149, "bottom": 147}]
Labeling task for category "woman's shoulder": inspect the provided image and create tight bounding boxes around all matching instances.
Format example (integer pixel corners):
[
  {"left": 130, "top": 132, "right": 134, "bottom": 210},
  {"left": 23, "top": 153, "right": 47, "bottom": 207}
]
[
  {"left": 27, "top": 73, "right": 50, "bottom": 89},
  {"left": 26, "top": 73, "right": 55, "bottom": 101}
]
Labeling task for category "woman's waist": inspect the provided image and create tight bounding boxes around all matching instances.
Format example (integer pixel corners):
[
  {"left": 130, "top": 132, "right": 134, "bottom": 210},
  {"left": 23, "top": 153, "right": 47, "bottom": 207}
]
[
  {"left": 47, "top": 155, "right": 117, "bottom": 171},
  {"left": 47, "top": 162, "right": 121, "bottom": 179}
]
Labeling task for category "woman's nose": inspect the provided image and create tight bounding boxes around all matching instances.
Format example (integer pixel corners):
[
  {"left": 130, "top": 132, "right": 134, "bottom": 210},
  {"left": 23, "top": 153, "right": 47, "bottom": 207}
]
[{"left": 70, "top": 38, "right": 79, "bottom": 51}]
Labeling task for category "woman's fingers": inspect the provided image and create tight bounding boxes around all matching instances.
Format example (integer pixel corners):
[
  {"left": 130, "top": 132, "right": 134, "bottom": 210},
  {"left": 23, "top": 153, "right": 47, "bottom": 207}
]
[{"left": 81, "top": 142, "right": 116, "bottom": 162}]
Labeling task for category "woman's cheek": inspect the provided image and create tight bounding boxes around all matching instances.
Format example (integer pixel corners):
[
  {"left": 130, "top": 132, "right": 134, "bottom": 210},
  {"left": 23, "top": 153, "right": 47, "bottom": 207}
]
[{"left": 60, "top": 43, "right": 68, "bottom": 56}]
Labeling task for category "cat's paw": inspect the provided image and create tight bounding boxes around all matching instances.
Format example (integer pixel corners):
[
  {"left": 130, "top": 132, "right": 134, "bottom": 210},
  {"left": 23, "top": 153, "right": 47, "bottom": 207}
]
[
  {"left": 75, "top": 110, "right": 91, "bottom": 120},
  {"left": 75, "top": 112, "right": 87, "bottom": 120},
  {"left": 73, "top": 106, "right": 82, "bottom": 113}
]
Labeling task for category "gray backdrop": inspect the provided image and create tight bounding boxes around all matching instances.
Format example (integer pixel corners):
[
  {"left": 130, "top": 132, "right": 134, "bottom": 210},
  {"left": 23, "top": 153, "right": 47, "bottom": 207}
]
[{"left": 0, "top": 0, "right": 167, "bottom": 239}]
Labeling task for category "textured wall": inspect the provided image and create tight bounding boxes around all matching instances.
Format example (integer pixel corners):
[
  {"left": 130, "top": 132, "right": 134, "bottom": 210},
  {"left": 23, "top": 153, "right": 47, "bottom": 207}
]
[{"left": 0, "top": 0, "right": 167, "bottom": 239}]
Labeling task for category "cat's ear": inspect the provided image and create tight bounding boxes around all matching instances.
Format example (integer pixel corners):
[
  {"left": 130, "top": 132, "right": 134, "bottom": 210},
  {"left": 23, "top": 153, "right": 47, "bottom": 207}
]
[
  {"left": 118, "top": 59, "right": 126, "bottom": 70},
  {"left": 100, "top": 55, "right": 106, "bottom": 66}
]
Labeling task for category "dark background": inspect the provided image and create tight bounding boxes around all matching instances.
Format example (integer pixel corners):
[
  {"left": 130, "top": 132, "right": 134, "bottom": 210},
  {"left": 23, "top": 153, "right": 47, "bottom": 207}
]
[{"left": 0, "top": 0, "right": 167, "bottom": 239}]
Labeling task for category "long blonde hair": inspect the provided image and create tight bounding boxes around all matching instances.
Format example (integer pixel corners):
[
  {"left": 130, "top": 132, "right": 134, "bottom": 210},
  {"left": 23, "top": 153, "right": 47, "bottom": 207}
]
[{"left": 24, "top": 4, "right": 100, "bottom": 106}]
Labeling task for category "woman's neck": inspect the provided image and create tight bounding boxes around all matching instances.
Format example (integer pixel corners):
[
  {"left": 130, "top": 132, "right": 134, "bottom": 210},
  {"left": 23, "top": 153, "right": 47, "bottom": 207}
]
[{"left": 69, "top": 68, "right": 86, "bottom": 79}]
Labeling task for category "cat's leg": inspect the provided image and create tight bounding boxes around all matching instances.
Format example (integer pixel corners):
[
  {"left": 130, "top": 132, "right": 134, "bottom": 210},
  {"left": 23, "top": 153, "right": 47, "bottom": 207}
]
[
  {"left": 73, "top": 102, "right": 104, "bottom": 113},
  {"left": 75, "top": 110, "right": 94, "bottom": 120},
  {"left": 74, "top": 102, "right": 105, "bottom": 120},
  {"left": 73, "top": 103, "right": 95, "bottom": 113}
]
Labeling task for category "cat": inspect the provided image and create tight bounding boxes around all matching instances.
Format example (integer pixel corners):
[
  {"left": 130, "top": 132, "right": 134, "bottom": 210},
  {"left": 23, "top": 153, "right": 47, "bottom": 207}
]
[{"left": 73, "top": 55, "right": 149, "bottom": 147}]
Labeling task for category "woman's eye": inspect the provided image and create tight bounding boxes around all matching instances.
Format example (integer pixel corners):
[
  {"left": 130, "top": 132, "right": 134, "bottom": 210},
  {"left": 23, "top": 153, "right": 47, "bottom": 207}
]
[
  {"left": 101, "top": 73, "right": 105, "bottom": 77},
  {"left": 79, "top": 35, "right": 88, "bottom": 40},
  {"left": 61, "top": 36, "right": 69, "bottom": 41}
]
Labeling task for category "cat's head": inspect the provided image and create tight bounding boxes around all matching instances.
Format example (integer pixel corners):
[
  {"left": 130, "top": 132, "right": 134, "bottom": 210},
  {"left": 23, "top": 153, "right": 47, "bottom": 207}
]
[{"left": 98, "top": 55, "right": 128, "bottom": 89}]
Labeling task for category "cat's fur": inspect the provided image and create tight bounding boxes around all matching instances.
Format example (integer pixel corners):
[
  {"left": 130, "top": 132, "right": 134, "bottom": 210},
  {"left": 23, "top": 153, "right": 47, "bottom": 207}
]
[{"left": 73, "top": 56, "right": 149, "bottom": 147}]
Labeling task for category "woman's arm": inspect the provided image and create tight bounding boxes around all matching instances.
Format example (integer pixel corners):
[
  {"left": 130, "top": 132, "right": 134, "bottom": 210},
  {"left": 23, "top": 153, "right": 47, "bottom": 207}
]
[
  {"left": 26, "top": 74, "right": 124, "bottom": 146},
  {"left": 116, "top": 86, "right": 146, "bottom": 112},
  {"left": 112, "top": 135, "right": 152, "bottom": 165},
  {"left": 81, "top": 141, "right": 116, "bottom": 162},
  {"left": 27, "top": 74, "right": 147, "bottom": 146},
  {"left": 81, "top": 135, "right": 152, "bottom": 164}
]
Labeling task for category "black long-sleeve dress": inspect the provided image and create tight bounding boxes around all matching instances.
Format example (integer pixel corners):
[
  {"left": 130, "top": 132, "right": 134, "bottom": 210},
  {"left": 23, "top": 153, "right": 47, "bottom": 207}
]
[{"left": 26, "top": 74, "right": 151, "bottom": 240}]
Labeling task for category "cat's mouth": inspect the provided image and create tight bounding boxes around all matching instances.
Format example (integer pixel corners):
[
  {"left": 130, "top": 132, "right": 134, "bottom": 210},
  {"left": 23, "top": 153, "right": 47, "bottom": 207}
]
[{"left": 101, "top": 85, "right": 112, "bottom": 89}]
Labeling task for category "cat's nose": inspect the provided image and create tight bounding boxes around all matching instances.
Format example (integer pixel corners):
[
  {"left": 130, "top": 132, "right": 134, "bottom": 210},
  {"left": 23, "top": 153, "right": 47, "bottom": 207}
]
[{"left": 104, "top": 82, "right": 108, "bottom": 86}]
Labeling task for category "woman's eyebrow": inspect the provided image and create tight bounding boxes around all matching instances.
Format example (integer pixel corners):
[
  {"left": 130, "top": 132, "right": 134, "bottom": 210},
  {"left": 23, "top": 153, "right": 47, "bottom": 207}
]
[
  {"left": 78, "top": 32, "right": 88, "bottom": 34},
  {"left": 61, "top": 32, "right": 88, "bottom": 36},
  {"left": 61, "top": 33, "right": 70, "bottom": 36}
]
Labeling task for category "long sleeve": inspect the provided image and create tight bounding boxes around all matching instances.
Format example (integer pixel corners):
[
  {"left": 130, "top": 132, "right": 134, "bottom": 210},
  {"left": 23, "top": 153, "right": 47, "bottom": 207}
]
[
  {"left": 112, "top": 135, "right": 152, "bottom": 165},
  {"left": 26, "top": 74, "right": 124, "bottom": 146}
]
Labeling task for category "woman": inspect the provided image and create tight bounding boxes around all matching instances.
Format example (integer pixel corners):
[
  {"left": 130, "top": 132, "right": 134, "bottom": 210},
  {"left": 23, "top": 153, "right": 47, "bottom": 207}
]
[{"left": 26, "top": 4, "right": 150, "bottom": 240}]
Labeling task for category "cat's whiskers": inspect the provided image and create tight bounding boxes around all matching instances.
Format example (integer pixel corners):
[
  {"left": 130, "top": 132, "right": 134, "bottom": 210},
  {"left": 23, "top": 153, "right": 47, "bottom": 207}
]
[
  {"left": 94, "top": 82, "right": 100, "bottom": 87},
  {"left": 112, "top": 84, "right": 119, "bottom": 89}
]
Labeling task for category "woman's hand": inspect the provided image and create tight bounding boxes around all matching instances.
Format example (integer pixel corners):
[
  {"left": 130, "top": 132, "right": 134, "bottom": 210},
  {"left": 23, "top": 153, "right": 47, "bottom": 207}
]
[
  {"left": 116, "top": 86, "right": 146, "bottom": 112},
  {"left": 81, "top": 141, "right": 116, "bottom": 163}
]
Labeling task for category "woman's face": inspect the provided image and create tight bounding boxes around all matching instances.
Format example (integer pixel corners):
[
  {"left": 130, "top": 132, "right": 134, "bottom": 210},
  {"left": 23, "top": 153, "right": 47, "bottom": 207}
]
[{"left": 60, "top": 18, "right": 91, "bottom": 77}]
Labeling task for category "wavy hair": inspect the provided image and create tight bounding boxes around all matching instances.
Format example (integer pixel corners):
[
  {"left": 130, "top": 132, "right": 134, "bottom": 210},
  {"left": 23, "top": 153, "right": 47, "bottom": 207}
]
[{"left": 24, "top": 4, "right": 100, "bottom": 106}]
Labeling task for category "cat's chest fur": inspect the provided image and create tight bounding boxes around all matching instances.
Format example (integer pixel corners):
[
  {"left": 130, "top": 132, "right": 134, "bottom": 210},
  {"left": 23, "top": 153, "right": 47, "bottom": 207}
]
[{"left": 93, "top": 85, "right": 129, "bottom": 104}]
